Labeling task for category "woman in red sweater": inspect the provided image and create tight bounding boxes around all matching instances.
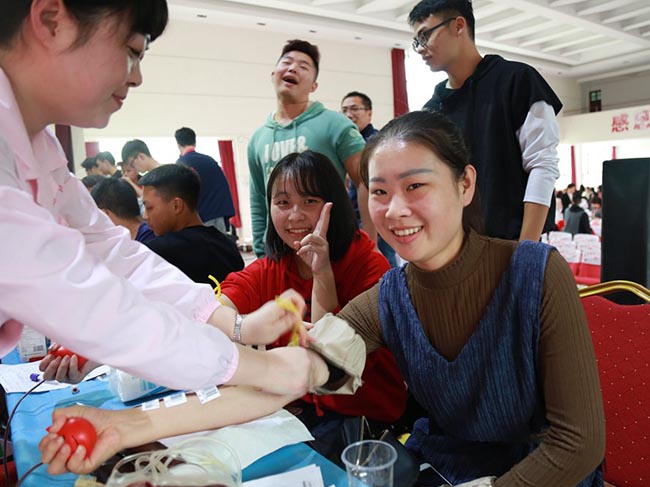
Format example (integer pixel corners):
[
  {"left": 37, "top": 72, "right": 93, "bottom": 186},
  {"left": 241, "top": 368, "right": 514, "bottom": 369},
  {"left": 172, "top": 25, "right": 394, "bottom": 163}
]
[{"left": 221, "top": 150, "right": 407, "bottom": 442}]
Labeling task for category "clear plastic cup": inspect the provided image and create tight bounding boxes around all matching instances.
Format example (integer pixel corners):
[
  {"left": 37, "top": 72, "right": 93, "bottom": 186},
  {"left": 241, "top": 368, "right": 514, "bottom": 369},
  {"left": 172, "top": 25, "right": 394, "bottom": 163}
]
[
  {"left": 341, "top": 440, "right": 397, "bottom": 487},
  {"left": 105, "top": 437, "right": 241, "bottom": 487}
]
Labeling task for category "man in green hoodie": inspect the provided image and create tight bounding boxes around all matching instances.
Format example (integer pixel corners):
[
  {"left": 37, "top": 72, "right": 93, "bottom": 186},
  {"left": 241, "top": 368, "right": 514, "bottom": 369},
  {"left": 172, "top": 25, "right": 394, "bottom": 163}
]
[{"left": 247, "top": 39, "right": 371, "bottom": 257}]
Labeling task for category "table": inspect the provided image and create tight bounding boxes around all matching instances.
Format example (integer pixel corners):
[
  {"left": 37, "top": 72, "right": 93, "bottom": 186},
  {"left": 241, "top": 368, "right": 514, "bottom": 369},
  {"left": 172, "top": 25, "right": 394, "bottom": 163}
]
[{"left": 2, "top": 353, "right": 347, "bottom": 486}]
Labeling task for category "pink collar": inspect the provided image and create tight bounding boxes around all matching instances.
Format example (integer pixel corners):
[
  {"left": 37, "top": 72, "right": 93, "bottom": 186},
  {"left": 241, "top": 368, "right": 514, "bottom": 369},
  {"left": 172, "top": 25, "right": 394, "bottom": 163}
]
[{"left": 0, "top": 68, "right": 68, "bottom": 181}]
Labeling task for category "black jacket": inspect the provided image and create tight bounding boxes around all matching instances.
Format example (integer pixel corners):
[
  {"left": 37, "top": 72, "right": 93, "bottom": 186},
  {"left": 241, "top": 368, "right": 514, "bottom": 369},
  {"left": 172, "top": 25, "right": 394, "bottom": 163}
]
[
  {"left": 146, "top": 225, "right": 243, "bottom": 284},
  {"left": 424, "top": 55, "right": 562, "bottom": 240},
  {"left": 563, "top": 205, "right": 593, "bottom": 236}
]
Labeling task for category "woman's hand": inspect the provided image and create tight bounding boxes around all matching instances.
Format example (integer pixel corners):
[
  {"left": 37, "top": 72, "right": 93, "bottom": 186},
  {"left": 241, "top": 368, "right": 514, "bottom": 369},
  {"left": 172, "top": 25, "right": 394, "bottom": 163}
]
[
  {"left": 39, "top": 406, "right": 131, "bottom": 475},
  {"left": 295, "top": 203, "right": 339, "bottom": 322},
  {"left": 295, "top": 202, "right": 333, "bottom": 277},
  {"left": 241, "top": 289, "right": 310, "bottom": 346},
  {"left": 39, "top": 344, "right": 101, "bottom": 384}
]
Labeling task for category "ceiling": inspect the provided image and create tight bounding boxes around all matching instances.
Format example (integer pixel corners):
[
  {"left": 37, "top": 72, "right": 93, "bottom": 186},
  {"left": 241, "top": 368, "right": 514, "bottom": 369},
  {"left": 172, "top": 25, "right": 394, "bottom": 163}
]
[{"left": 168, "top": 0, "right": 650, "bottom": 81}]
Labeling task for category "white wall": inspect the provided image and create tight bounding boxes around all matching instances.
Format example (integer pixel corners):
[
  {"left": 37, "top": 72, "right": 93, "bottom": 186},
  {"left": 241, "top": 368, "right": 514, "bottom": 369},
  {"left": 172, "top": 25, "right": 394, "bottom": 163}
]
[
  {"left": 581, "top": 71, "right": 650, "bottom": 112},
  {"left": 559, "top": 104, "right": 650, "bottom": 144},
  {"left": 543, "top": 74, "right": 582, "bottom": 116},
  {"left": 556, "top": 103, "right": 650, "bottom": 188},
  {"left": 83, "top": 19, "right": 394, "bottom": 240}
]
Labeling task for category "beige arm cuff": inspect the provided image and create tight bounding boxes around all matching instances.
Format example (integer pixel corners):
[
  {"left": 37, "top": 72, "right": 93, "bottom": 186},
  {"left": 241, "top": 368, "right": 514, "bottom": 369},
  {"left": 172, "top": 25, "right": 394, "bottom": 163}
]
[{"left": 308, "top": 313, "right": 366, "bottom": 395}]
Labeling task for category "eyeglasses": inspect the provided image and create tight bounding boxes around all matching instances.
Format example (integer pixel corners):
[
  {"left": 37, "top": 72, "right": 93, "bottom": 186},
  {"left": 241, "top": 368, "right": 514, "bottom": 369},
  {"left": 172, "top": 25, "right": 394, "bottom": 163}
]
[
  {"left": 341, "top": 106, "right": 369, "bottom": 114},
  {"left": 412, "top": 17, "right": 457, "bottom": 51}
]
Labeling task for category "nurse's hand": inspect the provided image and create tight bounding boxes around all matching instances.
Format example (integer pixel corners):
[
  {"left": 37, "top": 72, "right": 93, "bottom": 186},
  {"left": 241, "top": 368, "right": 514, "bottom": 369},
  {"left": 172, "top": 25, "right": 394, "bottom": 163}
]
[
  {"left": 39, "top": 344, "right": 100, "bottom": 384},
  {"left": 263, "top": 346, "right": 329, "bottom": 396},
  {"left": 240, "top": 289, "right": 311, "bottom": 346}
]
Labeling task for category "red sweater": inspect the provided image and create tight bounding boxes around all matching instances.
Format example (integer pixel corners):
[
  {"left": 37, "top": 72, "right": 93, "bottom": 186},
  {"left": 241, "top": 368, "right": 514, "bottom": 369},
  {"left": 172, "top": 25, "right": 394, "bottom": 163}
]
[{"left": 221, "top": 231, "right": 407, "bottom": 422}]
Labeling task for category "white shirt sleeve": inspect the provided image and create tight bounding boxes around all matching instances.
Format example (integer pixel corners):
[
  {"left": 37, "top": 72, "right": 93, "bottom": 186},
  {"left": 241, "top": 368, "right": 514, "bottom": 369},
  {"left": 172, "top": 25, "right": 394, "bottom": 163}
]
[
  {"left": 0, "top": 184, "right": 239, "bottom": 391},
  {"left": 516, "top": 101, "right": 560, "bottom": 207}
]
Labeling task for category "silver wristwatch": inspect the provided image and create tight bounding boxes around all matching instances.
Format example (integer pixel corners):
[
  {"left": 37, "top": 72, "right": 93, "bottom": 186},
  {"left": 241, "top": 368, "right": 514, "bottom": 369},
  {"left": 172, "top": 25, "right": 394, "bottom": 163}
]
[{"left": 233, "top": 314, "right": 244, "bottom": 343}]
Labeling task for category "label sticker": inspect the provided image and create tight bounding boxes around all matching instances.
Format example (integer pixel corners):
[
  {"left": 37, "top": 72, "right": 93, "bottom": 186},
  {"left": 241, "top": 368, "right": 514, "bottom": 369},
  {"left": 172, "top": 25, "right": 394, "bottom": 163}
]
[
  {"left": 195, "top": 386, "right": 220, "bottom": 404},
  {"left": 163, "top": 391, "right": 188, "bottom": 408},
  {"left": 141, "top": 399, "right": 160, "bottom": 411}
]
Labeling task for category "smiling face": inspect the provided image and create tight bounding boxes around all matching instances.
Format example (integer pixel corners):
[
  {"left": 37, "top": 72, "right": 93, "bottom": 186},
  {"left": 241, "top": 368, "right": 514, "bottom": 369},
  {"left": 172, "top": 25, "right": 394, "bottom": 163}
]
[
  {"left": 271, "top": 50, "right": 318, "bottom": 101},
  {"left": 368, "top": 139, "right": 475, "bottom": 271},
  {"left": 270, "top": 176, "right": 325, "bottom": 249},
  {"left": 46, "top": 13, "right": 147, "bottom": 129}
]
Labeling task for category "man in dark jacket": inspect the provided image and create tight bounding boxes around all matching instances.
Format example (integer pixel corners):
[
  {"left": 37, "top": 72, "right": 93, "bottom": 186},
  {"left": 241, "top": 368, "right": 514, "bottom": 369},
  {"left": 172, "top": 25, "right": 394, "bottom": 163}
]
[
  {"left": 175, "top": 127, "right": 235, "bottom": 234},
  {"left": 409, "top": 0, "right": 562, "bottom": 242},
  {"left": 564, "top": 192, "right": 593, "bottom": 236},
  {"left": 140, "top": 164, "right": 243, "bottom": 284}
]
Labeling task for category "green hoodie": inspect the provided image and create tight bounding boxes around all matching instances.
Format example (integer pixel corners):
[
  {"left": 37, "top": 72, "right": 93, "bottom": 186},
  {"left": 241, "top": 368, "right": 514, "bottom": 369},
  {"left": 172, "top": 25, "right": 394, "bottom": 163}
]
[{"left": 247, "top": 101, "right": 365, "bottom": 256}]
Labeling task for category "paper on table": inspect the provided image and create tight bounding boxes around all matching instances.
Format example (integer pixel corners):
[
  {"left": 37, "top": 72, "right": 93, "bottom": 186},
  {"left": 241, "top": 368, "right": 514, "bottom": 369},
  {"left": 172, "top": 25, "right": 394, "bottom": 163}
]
[
  {"left": 243, "top": 464, "right": 324, "bottom": 487},
  {"left": 159, "top": 409, "right": 314, "bottom": 468},
  {"left": 0, "top": 361, "right": 110, "bottom": 393}
]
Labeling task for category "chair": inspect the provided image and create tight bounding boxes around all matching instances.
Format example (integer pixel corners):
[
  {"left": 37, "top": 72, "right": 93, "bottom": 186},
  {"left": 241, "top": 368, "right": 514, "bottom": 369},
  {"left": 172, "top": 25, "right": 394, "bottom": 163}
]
[
  {"left": 574, "top": 233, "right": 600, "bottom": 246},
  {"left": 591, "top": 218, "right": 602, "bottom": 237},
  {"left": 559, "top": 247, "right": 581, "bottom": 275},
  {"left": 574, "top": 235, "right": 601, "bottom": 255},
  {"left": 576, "top": 249, "right": 602, "bottom": 285},
  {"left": 548, "top": 230, "right": 572, "bottom": 244},
  {"left": 579, "top": 281, "right": 650, "bottom": 486}
]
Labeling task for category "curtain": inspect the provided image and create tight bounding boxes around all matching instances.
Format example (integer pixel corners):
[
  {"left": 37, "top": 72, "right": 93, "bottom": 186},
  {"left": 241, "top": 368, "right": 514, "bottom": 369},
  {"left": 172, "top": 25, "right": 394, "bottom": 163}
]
[
  {"left": 391, "top": 48, "right": 409, "bottom": 118},
  {"left": 218, "top": 140, "right": 242, "bottom": 228},
  {"left": 570, "top": 145, "right": 576, "bottom": 185},
  {"left": 55, "top": 124, "right": 75, "bottom": 173},
  {"left": 85, "top": 142, "right": 100, "bottom": 157}
]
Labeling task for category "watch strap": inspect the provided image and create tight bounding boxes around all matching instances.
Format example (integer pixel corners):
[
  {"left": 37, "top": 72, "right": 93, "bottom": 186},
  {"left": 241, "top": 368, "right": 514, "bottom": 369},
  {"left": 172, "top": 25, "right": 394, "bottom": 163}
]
[{"left": 233, "top": 314, "right": 243, "bottom": 343}]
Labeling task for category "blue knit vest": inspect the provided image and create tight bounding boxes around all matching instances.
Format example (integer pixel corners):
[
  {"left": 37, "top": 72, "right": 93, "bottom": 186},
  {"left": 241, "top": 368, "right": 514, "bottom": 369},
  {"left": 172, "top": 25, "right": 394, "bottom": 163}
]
[{"left": 378, "top": 240, "right": 602, "bottom": 486}]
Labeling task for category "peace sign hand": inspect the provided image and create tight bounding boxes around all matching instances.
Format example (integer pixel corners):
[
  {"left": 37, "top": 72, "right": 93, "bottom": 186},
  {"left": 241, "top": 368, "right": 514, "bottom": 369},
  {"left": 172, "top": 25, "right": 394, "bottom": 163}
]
[{"left": 295, "top": 202, "right": 333, "bottom": 277}]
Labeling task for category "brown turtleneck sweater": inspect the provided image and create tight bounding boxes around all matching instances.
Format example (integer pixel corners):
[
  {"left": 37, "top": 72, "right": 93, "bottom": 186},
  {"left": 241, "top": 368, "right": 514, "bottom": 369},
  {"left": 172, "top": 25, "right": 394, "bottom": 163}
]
[{"left": 338, "top": 230, "right": 605, "bottom": 486}]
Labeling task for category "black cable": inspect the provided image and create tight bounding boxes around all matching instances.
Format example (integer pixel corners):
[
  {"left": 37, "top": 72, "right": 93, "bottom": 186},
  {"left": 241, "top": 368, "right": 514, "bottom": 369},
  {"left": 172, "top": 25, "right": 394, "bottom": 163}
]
[
  {"left": 3, "top": 380, "right": 45, "bottom": 483},
  {"left": 15, "top": 461, "right": 43, "bottom": 487}
]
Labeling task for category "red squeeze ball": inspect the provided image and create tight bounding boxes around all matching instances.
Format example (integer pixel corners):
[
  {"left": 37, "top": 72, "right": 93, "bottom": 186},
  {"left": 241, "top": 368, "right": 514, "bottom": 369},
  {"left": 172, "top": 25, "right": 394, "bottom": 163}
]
[
  {"left": 57, "top": 417, "right": 97, "bottom": 459},
  {"left": 51, "top": 347, "right": 88, "bottom": 369}
]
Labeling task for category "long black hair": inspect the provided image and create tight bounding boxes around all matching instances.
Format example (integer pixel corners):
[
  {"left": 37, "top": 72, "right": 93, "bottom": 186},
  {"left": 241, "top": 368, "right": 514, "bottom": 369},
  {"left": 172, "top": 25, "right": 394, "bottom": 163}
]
[{"left": 265, "top": 151, "right": 358, "bottom": 262}]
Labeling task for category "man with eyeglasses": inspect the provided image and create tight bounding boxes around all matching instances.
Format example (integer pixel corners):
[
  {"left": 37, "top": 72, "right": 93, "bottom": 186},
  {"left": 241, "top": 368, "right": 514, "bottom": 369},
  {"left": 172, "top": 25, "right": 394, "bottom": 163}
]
[
  {"left": 409, "top": 0, "right": 562, "bottom": 244},
  {"left": 341, "top": 91, "right": 376, "bottom": 142},
  {"left": 340, "top": 91, "right": 398, "bottom": 267},
  {"left": 121, "top": 139, "right": 160, "bottom": 174},
  {"left": 247, "top": 40, "right": 373, "bottom": 257}
]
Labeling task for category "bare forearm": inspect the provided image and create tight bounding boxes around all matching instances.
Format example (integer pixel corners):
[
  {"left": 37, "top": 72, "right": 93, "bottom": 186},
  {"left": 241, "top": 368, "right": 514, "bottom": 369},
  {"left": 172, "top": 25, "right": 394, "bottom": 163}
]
[
  {"left": 225, "top": 345, "right": 329, "bottom": 396},
  {"left": 121, "top": 387, "right": 296, "bottom": 448},
  {"left": 519, "top": 202, "right": 549, "bottom": 242},
  {"left": 115, "top": 387, "right": 295, "bottom": 450},
  {"left": 206, "top": 304, "right": 237, "bottom": 338},
  {"left": 311, "top": 269, "right": 339, "bottom": 322}
]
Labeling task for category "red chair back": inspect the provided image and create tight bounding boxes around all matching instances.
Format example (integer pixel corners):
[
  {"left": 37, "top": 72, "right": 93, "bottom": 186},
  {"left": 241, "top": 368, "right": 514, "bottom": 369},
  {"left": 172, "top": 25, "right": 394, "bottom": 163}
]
[
  {"left": 576, "top": 263, "right": 601, "bottom": 285},
  {"left": 582, "top": 295, "right": 650, "bottom": 485}
]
